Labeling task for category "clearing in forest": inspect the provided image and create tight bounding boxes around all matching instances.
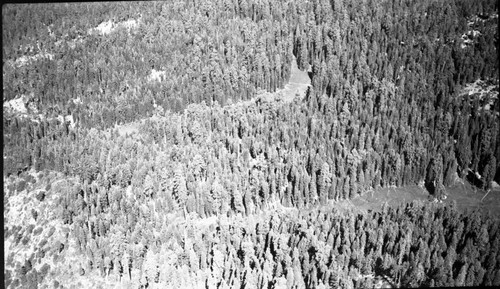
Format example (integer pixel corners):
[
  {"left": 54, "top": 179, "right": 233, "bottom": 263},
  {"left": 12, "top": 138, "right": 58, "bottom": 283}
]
[
  {"left": 112, "top": 55, "right": 311, "bottom": 137},
  {"left": 252, "top": 55, "right": 311, "bottom": 104},
  {"left": 330, "top": 181, "right": 500, "bottom": 218}
]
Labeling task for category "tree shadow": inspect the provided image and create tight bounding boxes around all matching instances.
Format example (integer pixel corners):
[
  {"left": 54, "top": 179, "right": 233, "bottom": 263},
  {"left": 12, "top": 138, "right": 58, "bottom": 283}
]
[{"left": 466, "top": 170, "right": 483, "bottom": 188}]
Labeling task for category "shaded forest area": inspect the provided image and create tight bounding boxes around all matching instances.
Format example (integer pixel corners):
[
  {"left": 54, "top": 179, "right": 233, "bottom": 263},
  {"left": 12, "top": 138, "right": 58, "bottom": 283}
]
[{"left": 2, "top": 0, "right": 500, "bottom": 288}]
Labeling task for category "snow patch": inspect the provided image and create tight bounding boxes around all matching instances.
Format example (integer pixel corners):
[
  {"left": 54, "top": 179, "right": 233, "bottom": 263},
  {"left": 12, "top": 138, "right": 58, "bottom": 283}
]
[
  {"left": 462, "top": 79, "right": 498, "bottom": 98},
  {"left": 461, "top": 79, "right": 499, "bottom": 113},
  {"left": 88, "top": 18, "right": 139, "bottom": 35},
  {"left": 148, "top": 69, "right": 166, "bottom": 82},
  {"left": 57, "top": 114, "right": 76, "bottom": 129},
  {"left": 468, "top": 13, "right": 499, "bottom": 26},
  {"left": 4, "top": 94, "right": 42, "bottom": 123},
  {"left": 461, "top": 13, "right": 497, "bottom": 48},
  {"left": 466, "top": 168, "right": 484, "bottom": 181},
  {"left": 4, "top": 97, "right": 27, "bottom": 114},
  {"left": 90, "top": 20, "right": 114, "bottom": 35},
  {"left": 5, "top": 91, "right": 79, "bottom": 127},
  {"left": 460, "top": 30, "right": 480, "bottom": 49},
  {"left": 14, "top": 52, "right": 53, "bottom": 67},
  {"left": 121, "top": 19, "right": 139, "bottom": 30}
]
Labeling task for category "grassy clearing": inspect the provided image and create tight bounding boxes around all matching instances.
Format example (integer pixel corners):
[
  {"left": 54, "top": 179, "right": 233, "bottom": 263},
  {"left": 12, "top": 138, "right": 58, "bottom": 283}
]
[
  {"left": 331, "top": 181, "right": 500, "bottom": 219},
  {"left": 286, "top": 56, "right": 311, "bottom": 93},
  {"left": 445, "top": 181, "right": 500, "bottom": 217},
  {"left": 350, "top": 186, "right": 430, "bottom": 212},
  {"left": 267, "top": 55, "right": 311, "bottom": 103},
  {"left": 110, "top": 56, "right": 312, "bottom": 138}
]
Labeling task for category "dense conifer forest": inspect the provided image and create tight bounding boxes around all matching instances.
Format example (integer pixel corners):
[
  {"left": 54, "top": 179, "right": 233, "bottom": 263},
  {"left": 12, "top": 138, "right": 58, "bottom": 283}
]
[{"left": 3, "top": 0, "right": 500, "bottom": 288}]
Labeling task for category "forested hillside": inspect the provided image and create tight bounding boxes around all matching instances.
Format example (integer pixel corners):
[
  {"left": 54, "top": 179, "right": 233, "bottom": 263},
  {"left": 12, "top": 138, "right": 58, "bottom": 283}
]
[{"left": 3, "top": 0, "right": 500, "bottom": 288}]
